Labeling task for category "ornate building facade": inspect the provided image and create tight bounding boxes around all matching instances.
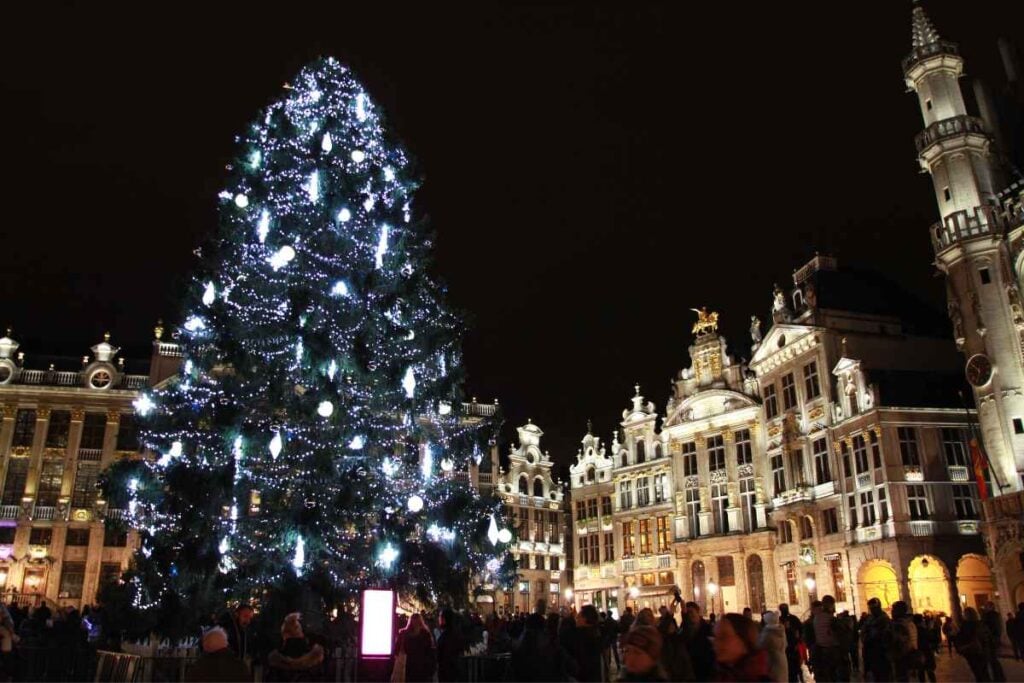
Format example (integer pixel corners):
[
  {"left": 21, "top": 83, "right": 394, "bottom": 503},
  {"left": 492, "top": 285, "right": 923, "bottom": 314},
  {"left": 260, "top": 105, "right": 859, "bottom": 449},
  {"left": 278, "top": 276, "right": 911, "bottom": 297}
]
[
  {"left": 489, "top": 421, "right": 567, "bottom": 614},
  {"left": 0, "top": 327, "right": 181, "bottom": 609},
  {"left": 903, "top": 3, "right": 1024, "bottom": 611},
  {"left": 568, "top": 426, "right": 617, "bottom": 613}
]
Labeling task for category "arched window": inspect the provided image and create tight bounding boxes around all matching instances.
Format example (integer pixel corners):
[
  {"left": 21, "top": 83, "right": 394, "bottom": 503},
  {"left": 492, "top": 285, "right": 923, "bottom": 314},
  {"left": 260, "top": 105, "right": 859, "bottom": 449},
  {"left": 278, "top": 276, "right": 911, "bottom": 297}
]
[
  {"left": 533, "top": 478, "right": 544, "bottom": 498},
  {"left": 621, "top": 451, "right": 629, "bottom": 468},
  {"left": 747, "top": 554, "right": 766, "bottom": 613},
  {"left": 518, "top": 475, "right": 529, "bottom": 495},
  {"left": 636, "top": 440, "right": 646, "bottom": 464},
  {"left": 692, "top": 560, "right": 707, "bottom": 613},
  {"left": 778, "top": 520, "right": 793, "bottom": 544},
  {"left": 654, "top": 443, "right": 662, "bottom": 459},
  {"left": 587, "top": 467, "right": 596, "bottom": 483},
  {"left": 800, "top": 516, "right": 814, "bottom": 540}
]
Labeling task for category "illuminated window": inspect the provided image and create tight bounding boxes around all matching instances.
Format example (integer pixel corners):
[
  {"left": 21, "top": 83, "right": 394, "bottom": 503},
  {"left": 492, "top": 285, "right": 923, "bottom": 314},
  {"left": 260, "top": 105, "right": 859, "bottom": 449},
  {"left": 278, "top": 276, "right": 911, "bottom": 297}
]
[
  {"left": 36, "top": 461, "right": 64, "bottom": 507},
  {"left": 784, "top": 562, "right": 798, "bottom": 604},
  {"left": 641, "top": 572, "right": 656, "bottom": 587},
  {"left": 638, "top": 519, "right": 652, "bottom": 555},
  {"left": 656, "top": 516, "right": 669, "bottom": 552},
  {"left": 622, "top": 522, "right": 634, "bottom": 557},
  {"left": 828, "top": 557, "right": 847, "bottom": 602}
]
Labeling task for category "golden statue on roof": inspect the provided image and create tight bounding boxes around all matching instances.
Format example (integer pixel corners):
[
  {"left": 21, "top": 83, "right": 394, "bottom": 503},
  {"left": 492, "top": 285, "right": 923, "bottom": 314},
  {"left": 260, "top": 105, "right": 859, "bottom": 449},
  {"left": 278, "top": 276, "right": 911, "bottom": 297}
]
[{"left": 690, "top": 307, "right": 719, "bottom": 336}]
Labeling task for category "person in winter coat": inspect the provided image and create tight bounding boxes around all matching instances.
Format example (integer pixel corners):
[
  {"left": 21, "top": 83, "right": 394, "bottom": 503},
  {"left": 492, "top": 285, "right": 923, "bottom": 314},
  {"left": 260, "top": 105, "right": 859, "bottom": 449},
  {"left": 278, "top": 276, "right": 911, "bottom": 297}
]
[
  {"left": 778, "top": 604, "right": 803, "bottom": 683},
  {"left": 954, "top": 607, "right": 991, "bottom": 682},
  {"left": 395, "top": 614, "right": 436, "bottom": 683},
  {"left": 267, "top": 613, "right": 325, "bottom": 681},
  {"left": 758, "top": 611, "right": 789, "bottom": 683},
  {"left": 980, "top": 603, "right": 1006, "bottom": 682},
  {"left": 435, "top": 608, "right": 465, "bottom": 683},
  {"left": 187, "top": 627, "right": 251, "bottom": 682},
  {"left": 620, "top": 625, "right": 667, "bottom": 682},
  {"left": 682, "top": 601, "right": 715, "bottom": 682},
  {"left": 656, "top": 612, "right": 694, "bottom": 681},
  {"left": 713, "top": 613, "right": 771, "bottom": 682},
  {"left": 574, "top": 605, "right": 606, "bottom": 682},
  {"left": 913, "top": 614, "right": 937, "bottom": 683}
]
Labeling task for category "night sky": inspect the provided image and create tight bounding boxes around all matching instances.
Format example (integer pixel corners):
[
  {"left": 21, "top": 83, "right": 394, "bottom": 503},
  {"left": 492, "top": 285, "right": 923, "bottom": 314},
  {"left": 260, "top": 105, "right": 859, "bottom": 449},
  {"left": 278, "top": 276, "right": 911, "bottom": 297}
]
[{"left": 2, "top": 2, "right": 1023, "bottom": 472}]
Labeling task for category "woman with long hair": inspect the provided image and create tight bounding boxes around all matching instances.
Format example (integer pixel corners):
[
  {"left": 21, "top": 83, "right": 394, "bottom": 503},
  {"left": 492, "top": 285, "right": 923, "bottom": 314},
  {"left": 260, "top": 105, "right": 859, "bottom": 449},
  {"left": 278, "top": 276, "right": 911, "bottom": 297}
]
[
  {"left": 393, "top": 613, "right": 436, "bottom": 683},
  {"left": 712, "top": 613, "right": 770, "bottom": 682}
]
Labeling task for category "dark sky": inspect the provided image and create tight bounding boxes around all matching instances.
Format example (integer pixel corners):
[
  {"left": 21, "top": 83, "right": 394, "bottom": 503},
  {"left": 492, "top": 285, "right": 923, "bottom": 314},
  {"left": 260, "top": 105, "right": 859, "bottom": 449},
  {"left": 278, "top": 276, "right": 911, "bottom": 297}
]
[{"left": 2, "top": 2, "right": 1023, "bottom": 470}]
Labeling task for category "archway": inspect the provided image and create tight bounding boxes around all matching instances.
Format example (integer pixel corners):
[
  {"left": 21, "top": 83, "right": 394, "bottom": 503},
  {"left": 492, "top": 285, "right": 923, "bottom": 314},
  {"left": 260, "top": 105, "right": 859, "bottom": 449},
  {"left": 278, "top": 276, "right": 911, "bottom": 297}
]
[
  {"left": 858, "top": 559, "right": 900, "bottom": 612},
  {"left": 956, "top": 554, "right": 996, "bottom": 612},
  {"left": 747, "top": 554, "right": 766, "bottom": 614},
  {"left": 692, "top": 560, "right": 707, "bottom": 614},
  {"left": 908, "top": 555, "right": 953, "bottom": 617}
]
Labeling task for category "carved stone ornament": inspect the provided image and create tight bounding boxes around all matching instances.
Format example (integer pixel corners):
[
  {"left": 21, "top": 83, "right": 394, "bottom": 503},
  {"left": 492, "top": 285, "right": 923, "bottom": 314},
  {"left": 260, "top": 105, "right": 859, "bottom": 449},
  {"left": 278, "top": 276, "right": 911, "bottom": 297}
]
[{"left": 738, "top": 464, "right": 754, "bottom": 478}]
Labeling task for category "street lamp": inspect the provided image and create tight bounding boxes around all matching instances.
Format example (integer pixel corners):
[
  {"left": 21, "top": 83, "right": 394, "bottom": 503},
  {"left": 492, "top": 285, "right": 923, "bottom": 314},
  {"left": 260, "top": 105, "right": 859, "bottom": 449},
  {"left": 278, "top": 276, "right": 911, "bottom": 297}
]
[
  {"left": 707, "top": 581, "right": 719, "bottom": 615},
  {"left": 564, "top": 588, "right": 574, "bottom": 607},
  {"left": 804, "top": 577, "right": 816, "bottom": 592}
]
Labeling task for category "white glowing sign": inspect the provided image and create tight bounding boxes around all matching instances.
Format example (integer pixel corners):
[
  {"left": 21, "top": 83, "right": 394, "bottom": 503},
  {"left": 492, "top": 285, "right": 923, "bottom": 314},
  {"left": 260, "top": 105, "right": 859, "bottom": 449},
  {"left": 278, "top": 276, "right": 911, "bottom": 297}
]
[{"left": 360, "top": 589, "right": 395, "bottom": 657}]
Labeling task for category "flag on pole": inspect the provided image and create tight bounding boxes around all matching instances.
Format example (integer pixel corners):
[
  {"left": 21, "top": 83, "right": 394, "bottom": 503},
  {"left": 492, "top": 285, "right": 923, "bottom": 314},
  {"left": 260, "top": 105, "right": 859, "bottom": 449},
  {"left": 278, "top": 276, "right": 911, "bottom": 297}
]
[{"left": 970, "top": 437, "right": 988, "bottom": 500}]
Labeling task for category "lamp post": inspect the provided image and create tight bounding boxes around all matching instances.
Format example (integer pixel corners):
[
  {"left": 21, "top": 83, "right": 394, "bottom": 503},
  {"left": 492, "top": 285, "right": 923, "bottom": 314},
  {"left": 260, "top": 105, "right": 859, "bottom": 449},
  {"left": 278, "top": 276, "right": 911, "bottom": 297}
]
[
  {"left": 564, "top": 587, "right": 574, "bottom": 610},
  {"left": 707, "top": 581, "right": 719, "bottom": 615},
  {"left": 804, "top": 576, "right": 817, "bottom": 603}
]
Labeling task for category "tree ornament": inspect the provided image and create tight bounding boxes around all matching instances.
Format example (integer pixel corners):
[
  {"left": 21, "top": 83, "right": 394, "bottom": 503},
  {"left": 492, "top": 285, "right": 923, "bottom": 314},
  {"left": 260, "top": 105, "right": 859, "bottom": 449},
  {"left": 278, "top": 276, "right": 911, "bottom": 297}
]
[
  {"left": 269, "top": 431, "right": 283, "bottom": 459},
  {"left": 202, "top": 282, "right": 216, "bottom": 306},
  {"left": 317, "top": 400, "right": 334, "bottom": 417},
  {"left": 407, "top": 495, "right": 424, "bottom": 513}
]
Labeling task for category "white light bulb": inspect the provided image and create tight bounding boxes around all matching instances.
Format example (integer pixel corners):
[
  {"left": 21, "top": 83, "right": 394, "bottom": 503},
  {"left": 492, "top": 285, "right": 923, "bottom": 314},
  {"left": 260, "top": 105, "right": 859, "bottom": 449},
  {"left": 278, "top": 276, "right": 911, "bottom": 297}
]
[
  {"left": 349, "top": 435, "right": 365, "bottom": 450},
  {"left": 497, "top": 528, "right": 512, "bottom": 544},
  {"left": 488, "top": 514, "right": 499, "bottom": 546},
  {"left": 234, "top": 193, "right": 249, "bottom": 208},
  {"left": 258, "top": 210, "right": 270, "bottom": 243},
  {"left": 317, "top": 400, "right": 334, "bottom": 417},
  {"left": 402, "top": 366, "right": 416, "bottom": 398},
  {"left": 337, "top": 208, "right": 351, "bottom": 223},
  {"left": 307, "top": 171, "right": 320, "bottom": 203},
  {"left": 351, "top": 150, "right": 365, "bottom": 162},
  {"left": 321, "top": 132, "right": 333, "bottom": 152},
  {"left": 375, "top": 224, "right": 390, "bottom": 269},
  {"left": 407, "top": 495, "right": 424, "bottom": 513},
  {"left": 269, "top": 245, "right": 296, "bottom": 271},
  {"left": 133, "top": 394, "right": 155, "bottom": 417},
  {"left": 440, "top": 458, "right": 454, "bottom": 473},
  {"left": 269, "top": 431, "right": 283, "bottom": 459},
  {"left": 202, "top": 282, "right": 216, "bottom": 306},
  {"left": 331, "top": 281, "right": 349, "bottom": 297}
]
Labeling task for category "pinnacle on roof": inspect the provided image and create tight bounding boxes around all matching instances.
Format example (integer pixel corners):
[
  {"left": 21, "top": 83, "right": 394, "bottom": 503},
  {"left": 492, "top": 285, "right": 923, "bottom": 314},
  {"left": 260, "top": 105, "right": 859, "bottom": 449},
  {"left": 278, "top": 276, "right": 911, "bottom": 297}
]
[{"left": 911, "top": 1, "right": 941, "bottom": 50}]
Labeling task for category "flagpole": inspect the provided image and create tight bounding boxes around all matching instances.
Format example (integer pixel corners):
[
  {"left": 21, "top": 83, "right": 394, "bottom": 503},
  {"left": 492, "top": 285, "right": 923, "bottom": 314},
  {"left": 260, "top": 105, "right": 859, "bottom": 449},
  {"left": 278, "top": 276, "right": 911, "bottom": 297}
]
[{"left": 957, "top": 389, "right": 1006, "bottom": 494}]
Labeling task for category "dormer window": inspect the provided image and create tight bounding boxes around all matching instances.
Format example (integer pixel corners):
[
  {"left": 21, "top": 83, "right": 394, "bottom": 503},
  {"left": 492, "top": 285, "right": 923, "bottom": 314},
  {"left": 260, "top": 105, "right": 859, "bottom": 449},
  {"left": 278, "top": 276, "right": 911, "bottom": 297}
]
[
  {"left": 518, "top": 475, "right": 528, "bottom": 495},
  {"left": 587, "top": 467, "right": 596, "bottom": 483},
  {"left": 533, "top": 478, "right": 544, "bottom": 498},
  {"left": 636, "top": 440, "right": 646, "bottom": 464}
]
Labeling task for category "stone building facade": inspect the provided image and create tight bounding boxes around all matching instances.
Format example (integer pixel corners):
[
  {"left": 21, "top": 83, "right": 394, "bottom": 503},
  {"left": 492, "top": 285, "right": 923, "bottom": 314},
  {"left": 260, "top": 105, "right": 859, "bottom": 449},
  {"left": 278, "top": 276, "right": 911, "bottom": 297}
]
[
  {"left": 568, "top": 426, "right": 617, "bottom": 614},
  {"left": 0, "top": 327, "right": 180, "bottom": 610}
]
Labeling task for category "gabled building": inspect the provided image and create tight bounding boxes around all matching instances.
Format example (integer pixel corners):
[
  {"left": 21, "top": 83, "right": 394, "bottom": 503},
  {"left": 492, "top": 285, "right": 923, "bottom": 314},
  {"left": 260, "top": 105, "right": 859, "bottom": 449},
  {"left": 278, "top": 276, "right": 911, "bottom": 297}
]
[{"left": 568, "top": 424, "right": 617, "bottom": 613}]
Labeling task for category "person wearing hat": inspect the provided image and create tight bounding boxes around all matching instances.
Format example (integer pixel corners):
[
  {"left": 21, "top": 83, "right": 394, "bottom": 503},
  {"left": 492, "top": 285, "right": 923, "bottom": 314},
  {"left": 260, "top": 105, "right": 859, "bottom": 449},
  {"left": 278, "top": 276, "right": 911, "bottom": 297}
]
[{"left": 619, "top": 625, "right": 667, "bottom": 682}]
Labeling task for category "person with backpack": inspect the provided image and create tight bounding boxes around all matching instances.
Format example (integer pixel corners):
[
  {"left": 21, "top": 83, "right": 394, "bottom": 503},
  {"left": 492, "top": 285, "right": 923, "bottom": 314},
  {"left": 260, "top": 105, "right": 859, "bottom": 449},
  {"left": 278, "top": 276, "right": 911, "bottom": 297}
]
[
  {"left": 890, "top": 602, "right": 920, "bottom": 683},
  {"left": 861, "top": 598, "right": 892, "bottom": 682}
]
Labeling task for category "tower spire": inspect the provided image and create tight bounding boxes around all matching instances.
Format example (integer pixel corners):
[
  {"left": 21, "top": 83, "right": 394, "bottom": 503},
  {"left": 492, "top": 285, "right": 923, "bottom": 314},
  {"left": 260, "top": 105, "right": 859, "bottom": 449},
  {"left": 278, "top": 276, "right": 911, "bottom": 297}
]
[{"left": 910, "top": 1, "right": 941, "bottom": 50}]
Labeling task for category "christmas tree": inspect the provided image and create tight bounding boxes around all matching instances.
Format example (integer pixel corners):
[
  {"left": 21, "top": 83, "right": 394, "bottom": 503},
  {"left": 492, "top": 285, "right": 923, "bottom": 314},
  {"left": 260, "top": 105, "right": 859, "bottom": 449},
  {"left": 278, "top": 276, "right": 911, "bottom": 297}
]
[{"left": 107, "top": 57, "right": 513, "bottom": 636}]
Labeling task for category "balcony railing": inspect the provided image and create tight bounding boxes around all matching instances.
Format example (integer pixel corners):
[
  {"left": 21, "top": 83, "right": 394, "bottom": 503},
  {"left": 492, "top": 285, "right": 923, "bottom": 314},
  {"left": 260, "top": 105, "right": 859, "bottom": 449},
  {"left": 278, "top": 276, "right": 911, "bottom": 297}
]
[
  {"left": 915, "top": 115, "right": 988, "bottom": 154},
  {"left": 948, "top": 466, "right": 970, "bottom": 482},
  {"left": 902, "top": 40, "right": 960, "bottom": 73},
  {"left": 106, "top": 509, "right": 128, "bottom": 521},
  {"left": 931, "top": 206, "right": 1002, "bottom": 253},
  {"left": 10, "top": 369, "right": 149, "bottom": 390},
  {"left": 909, "top": 520, "right": 934, "bottom": 537},
  {"left": 77, "top": 449, "right": 103, "bottom": 462},
  {"left": 982, "top": 489, "right": 1024, "bottom": 522},
  {"left": 0, "top": 506, "right": 19, "bottom": 520},
  {"left": 33, "top": 506, "right": 55, "bottom": 521}
]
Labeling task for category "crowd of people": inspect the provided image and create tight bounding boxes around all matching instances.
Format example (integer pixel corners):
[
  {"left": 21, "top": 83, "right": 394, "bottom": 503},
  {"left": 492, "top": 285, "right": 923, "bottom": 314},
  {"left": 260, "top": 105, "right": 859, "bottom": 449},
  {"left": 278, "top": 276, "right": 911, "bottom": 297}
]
[{"left": 0, "top": 593, "right": 1021, "bottom": 681}]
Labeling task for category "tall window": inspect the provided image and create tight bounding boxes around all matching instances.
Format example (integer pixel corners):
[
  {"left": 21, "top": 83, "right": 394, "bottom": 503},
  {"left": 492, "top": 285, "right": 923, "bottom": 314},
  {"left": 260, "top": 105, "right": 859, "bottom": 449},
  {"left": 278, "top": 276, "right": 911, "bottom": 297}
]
[
  {"left": 707, "top": 435, "right": 726, "bottom": 471},
  {"left": 878, "top": 486, "right": 889, "bottom": 523},
  {"left": 781, "top": 373, "right": 797, "bottom": 410},
  {"left": 116, "top": 414, "right": 140, "bottom": 451},
  {"left": 682, "top": 442, "right": 697, "bottom": 476},
  {"left": 735, "top": 429, "right": 752, "bottom": 465},
  {"left": 534, "top": 509, "right": 545, "bottom": 539},
  {"left": 803, "top": 361, "right": 821, "bottom": 399},
  {"left": 771, "top": 452, "right": 786, "bottom": 495},
  {"left": 764, "top": 384, "right": 779, "bottom": 419},
  {"left": 586, "top": 498, "right": 598, "bottom": 519},
  {"left": 654, "top": 443, "right": 662, "bottom": 459},
  {"left": 601, "top": 496, "right": 612, "bottom": 517},
  {"left": 907, "top": 484, "right": 929, "bottom": 520},
  {"left": 36, "top": 461, "right": 64, "bottom": 507},
  {"left": 848, "top": 494, "right": 858, "bottom": 529},
  {"left": 656, "top": 516, "right": 669, "bottom": 552},
  {"left": 740, "top": 477, "right": 756, "bottom": 531},
  {"left": 1, "top": 458, "right": 29, "bottom": 506},
  {"left": 551, "top": 556, "right": 560, "bottom": 571},
  {"left": 860, "top": 490, "right": 876, "bottom": 526},
  {"left": 635, "top": 440, "right": 646, "bottom": 464},
  {"left": 685, "top": 488, "right": 701, "bottom": 538},
  {"left": 578, "top": 538, "right": 588, "bottom": 565},
  {"left": 518, "top": 475, "right": 528, "bottom": 495},
  {"left": 784, "top": 562, "right": 798, "bottom": 604},
  {"left": 870, "top": 431, "right": 882, "bottom": 468},
  {"left": 841, "top": 441, "right": 852, "bottom": 478},
  {"left": 59, "top": 562, "right": 86, "bottom": 599},
  {"left": 603, "top": 532, "right": 615, "bottom": 562},
  {"left": 654, "top": 474, "right": 667, "bottom": 504},
  {"left": 823, "top": 508, "right": 840, "bottom": 534},
  {"left": 72, "top": 462, "right": 99, "bottom": 509},
  {"left": 638, "top": 519, "right": 652, "bottom": 555},
  {"left": 953, "top": 484, "right": 977, "bottom": 519},
  {"left": 575, "top": 500, "right": 586, "bottom": 521},
  {"left": 799, "top": 516, "right": 813, "bottom": 540},
  {"left": 637, "top": 477, "right": 651, "bottom": 507},
  {"left": 588, "top": 534, "right": 600, "bottom": 564},
  {"left": 898, "top": 427, "right": 920, "bottom": 466},
  {"left": 12, "top": 409, "right": 36, "bottom": 448},
  {"left": 535, "top": 554, "right": 545, "bottom": 570},
  {"left": 533, "top": 478, "right": 544, "bottom": 498},
  {"left": 548, "top": 510, "right": 560, "bottom": 543},
  {"left": 853, "top": 435, "right": 869, "bottom": 474},
  {"left": 79, "top": 413, "right": 106, "bottom": 450},
  {"left": 622, "top": 522, "right": 634, "bottom": 557},
  {"left": 621, "top": 451, "right": 628, "bottom": 467},
  {"left": 712, "top": 483, "right": 729, "bottom": 533},
  {"left": 828, "top": 557, "right": 847, "bottom": 602},
  {"left": 942, "top": 428, "right": 969, "bottom": 467},
  {"left": 45, "top": 410, "right": 71, "bottom": 448},
  {"left": 813, "top": 438, "right": 831, "bottom": 484},
  {"left": 619, "top": 480, "right": 633, "bottom": 510}
]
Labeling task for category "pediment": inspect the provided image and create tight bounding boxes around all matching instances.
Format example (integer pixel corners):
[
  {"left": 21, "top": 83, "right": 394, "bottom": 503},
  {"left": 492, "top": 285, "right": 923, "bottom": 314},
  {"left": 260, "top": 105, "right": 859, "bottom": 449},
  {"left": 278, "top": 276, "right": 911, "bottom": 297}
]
[
  {"left": 664, "top": 389, "right": 758, "bottom": 427},
  {"left": 749, "top": 323, "right": 822, "bottom": 372}
]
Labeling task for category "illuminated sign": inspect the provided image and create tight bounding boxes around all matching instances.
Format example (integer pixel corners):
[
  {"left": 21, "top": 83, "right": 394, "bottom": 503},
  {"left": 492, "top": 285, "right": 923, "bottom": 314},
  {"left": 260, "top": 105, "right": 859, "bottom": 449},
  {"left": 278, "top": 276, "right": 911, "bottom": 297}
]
[{"left": 360, "top": 589, "right": 394, "bottom": 657}]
